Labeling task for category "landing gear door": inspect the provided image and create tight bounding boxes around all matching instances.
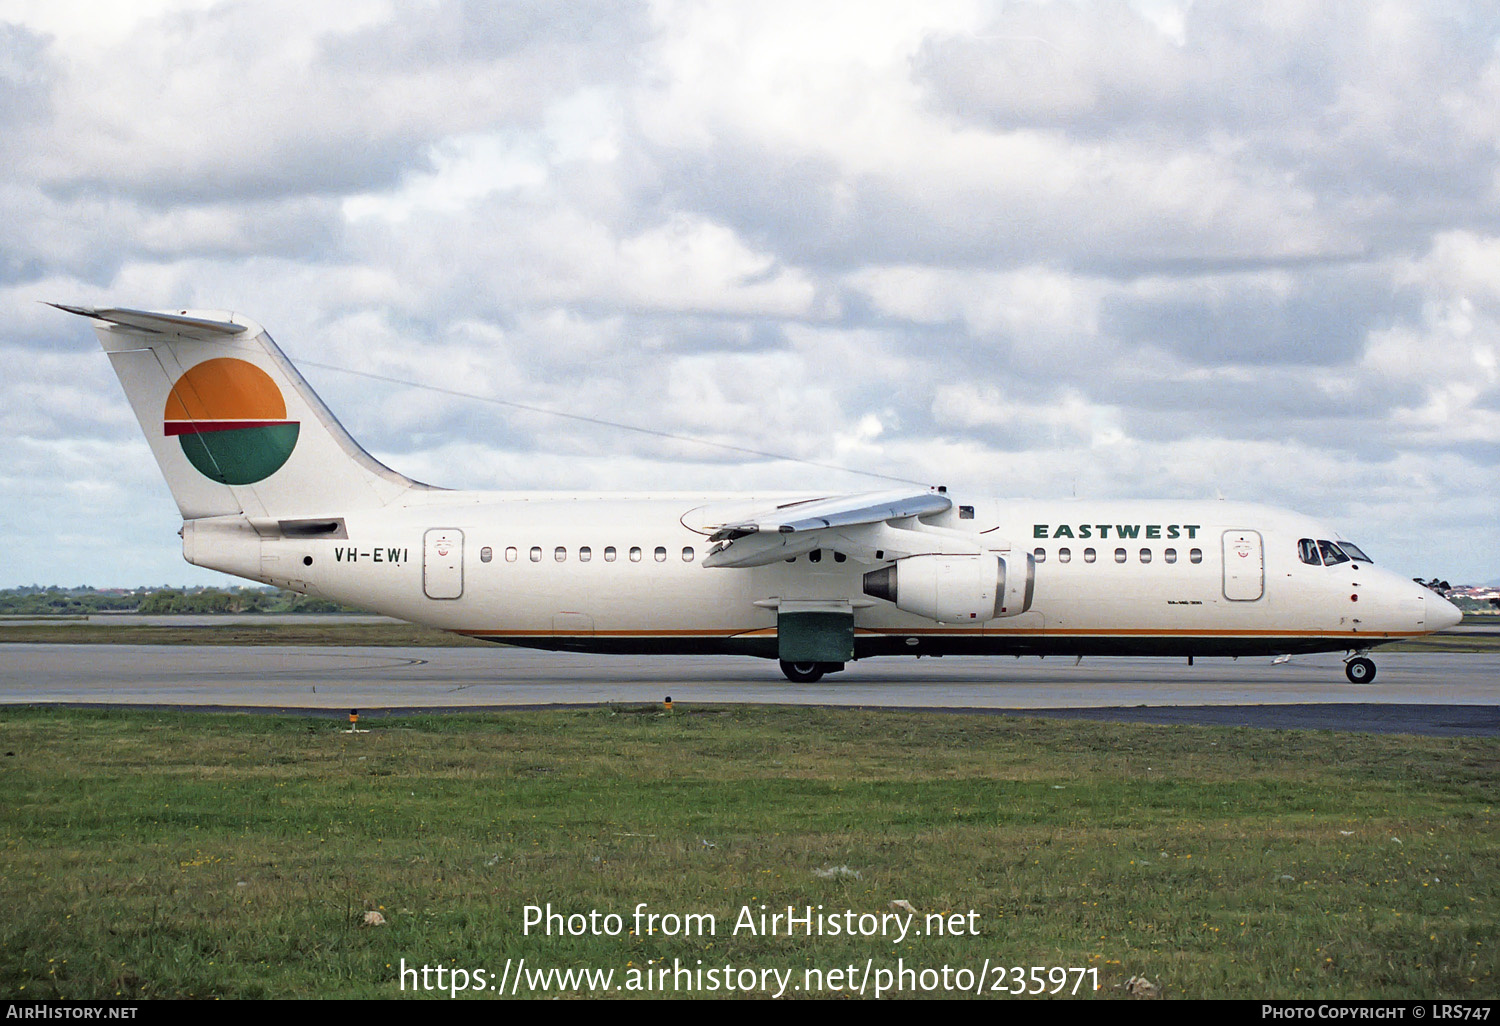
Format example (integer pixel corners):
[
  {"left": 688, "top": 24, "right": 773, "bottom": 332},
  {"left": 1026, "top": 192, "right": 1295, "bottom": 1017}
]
[
  {"left": 1222, "top": 530, "right": 1263, "bottom": 601},
  {"left": 424, "top": 528, "right": 464, "bottom": 599},
  {"left": 777, "top": 599, "right": 854, "bottom": 664}
]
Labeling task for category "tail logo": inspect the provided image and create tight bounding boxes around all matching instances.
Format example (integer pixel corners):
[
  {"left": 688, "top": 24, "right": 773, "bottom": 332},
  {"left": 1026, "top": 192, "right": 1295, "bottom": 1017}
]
[{"left": 164, "top": 358, "right": 300, "bottom": 485}]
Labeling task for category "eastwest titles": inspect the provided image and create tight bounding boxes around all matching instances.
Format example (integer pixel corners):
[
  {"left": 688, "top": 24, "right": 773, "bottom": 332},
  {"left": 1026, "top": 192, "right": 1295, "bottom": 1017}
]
[
  {"left": 523, "top": 903, "right": 980, "bottom": 944},
  {"left": 1033, "top": 523, "right": 1201, "bottom": 540}
]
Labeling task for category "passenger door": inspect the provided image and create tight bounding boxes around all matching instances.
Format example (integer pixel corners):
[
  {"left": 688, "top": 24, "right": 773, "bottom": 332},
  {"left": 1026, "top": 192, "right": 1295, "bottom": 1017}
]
[
  {"left": 1222, "top": 530, "right": 1264, "bottom": 601},
  {"left": 423, "top": 528, "right": 464, "bottom": 599}
]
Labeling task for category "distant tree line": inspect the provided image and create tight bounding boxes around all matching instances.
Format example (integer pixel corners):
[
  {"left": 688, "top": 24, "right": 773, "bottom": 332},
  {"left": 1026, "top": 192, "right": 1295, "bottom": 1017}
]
[
  {"left": 0, "top": 586, "right": 359, "bottom": 615},
  {"left": 1412, "top": 578, "right": 1498, "bottom": 613}
]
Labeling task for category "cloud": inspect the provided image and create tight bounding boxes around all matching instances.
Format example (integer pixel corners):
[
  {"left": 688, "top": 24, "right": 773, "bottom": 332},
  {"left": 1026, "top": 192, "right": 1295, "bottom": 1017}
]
[
  {"left": 913, "top": 0, "right": 1500, "bottom": 255},
  {"left": 0, "top": 21, "right": 54, "bottom": 134},
  {"left": 1100, "top": 264, "right": 1421, "bottom": 367},
  {"left": 5, "top": 0, "right": 1499, "bottom": 586}
]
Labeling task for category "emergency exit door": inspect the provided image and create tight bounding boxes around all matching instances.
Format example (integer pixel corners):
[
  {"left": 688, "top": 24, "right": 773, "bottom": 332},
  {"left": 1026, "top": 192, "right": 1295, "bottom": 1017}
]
[
  {"left": 423, "top": 528, "right": 464, "bottom": 599},
  {"left": 1222, "top": 530, "right": 1264, "bottom": 601}
]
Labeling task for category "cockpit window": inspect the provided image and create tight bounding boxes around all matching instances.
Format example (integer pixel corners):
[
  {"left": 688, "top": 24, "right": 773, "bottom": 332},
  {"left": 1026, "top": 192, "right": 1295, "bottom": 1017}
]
[
  {"left": 1337, "top": 541, "right": 1372, "bottom": 563},
  {"left": 1317, "top": 539, "right": 1350, "bottom": 566},
  {"left": 1298, "top": 539, "right": 1321, "bottom": 565}
]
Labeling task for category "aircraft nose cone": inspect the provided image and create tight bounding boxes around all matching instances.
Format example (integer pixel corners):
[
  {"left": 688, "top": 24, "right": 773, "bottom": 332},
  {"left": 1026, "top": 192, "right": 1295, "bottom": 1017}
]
[{"left": 1433, "top": 594, "right": 1463, "bottom": 631}]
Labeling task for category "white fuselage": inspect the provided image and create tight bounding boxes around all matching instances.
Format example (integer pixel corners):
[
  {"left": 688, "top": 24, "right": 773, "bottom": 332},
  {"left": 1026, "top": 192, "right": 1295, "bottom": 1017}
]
[
  {"left": 60, "top": 304, "right": 1459, "bottom": 677},
  {"left": 185, "top": 491, "right": 1456, "bottom": 662}
]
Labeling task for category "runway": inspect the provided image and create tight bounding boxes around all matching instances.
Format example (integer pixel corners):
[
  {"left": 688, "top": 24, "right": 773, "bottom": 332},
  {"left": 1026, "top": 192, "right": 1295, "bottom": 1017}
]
[{"left": 1, "top": 643, "right": 1495, "bottom": 735}]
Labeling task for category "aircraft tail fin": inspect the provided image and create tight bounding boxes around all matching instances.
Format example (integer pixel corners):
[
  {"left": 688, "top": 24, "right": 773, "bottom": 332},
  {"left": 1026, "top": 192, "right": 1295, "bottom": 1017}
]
[{"left": 54, "top": 305, "right": 430, "bottom": 520}]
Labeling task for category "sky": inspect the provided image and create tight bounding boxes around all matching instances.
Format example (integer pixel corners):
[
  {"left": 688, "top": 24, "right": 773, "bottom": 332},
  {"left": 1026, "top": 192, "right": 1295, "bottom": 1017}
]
[{"left": 2, "top": 0, "right": 1498, "bottom": 587}]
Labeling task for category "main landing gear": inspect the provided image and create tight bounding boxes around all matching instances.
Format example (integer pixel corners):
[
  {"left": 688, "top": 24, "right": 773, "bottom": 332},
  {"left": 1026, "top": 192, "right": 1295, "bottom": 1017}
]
[
  {"left": 779, "top": 660, "right": 844, "bottom": 683},
  {"left": 1344, "top": 656, "right": 1376, "bottom": 684}
]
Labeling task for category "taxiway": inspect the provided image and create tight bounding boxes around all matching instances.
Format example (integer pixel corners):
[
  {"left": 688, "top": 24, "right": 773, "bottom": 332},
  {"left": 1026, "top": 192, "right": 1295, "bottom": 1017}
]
[{"left": 1, "top": 644, "right": 1494, "bottom": 735}]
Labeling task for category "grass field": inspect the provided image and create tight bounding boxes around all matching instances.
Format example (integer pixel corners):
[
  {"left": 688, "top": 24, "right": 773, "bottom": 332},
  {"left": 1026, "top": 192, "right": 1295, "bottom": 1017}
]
[{"left": 0, "top": 706, "right": 1494, "bottom": 999}]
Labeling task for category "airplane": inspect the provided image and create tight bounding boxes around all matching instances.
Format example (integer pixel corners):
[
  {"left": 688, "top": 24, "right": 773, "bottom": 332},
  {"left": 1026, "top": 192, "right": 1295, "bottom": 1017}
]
[{"left": 53, "top": 304, "right": 1463, "bottom": 685}]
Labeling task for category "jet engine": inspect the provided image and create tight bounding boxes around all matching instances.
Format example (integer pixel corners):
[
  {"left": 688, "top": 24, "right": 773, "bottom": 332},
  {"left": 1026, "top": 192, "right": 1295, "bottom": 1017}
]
[{"left": 862, "top": 552, "right": 1034, "bottom": 623}]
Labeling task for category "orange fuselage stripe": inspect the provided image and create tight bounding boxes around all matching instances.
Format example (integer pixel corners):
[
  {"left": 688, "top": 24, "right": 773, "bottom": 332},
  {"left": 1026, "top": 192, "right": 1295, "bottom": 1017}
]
[{"left": 454, "top": 627, "right": 1426, "bottom": 638}]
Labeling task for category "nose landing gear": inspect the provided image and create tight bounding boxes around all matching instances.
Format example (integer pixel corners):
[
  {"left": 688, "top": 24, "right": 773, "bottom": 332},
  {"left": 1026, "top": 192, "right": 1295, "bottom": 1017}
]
[{"left": 1344, "top": 656, "right": 1376, "bottom": 684}]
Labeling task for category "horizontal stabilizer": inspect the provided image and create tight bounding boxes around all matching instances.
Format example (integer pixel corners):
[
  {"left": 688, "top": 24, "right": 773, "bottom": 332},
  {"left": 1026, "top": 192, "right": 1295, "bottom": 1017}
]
[{"left": 48, "top": 304, "right": 248, "bottom": 339}]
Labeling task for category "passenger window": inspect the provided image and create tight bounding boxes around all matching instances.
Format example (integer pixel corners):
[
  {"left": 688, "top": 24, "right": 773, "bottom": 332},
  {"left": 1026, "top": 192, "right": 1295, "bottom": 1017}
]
[
  {"left": 480, "top": 546, "right": 493, "bottom": 563},
  {"left": 654, "top": 546, "right": 667, "bottom": 562},
  {"left": 554, "top": 546, "right": 567, "bottom": 562},
  {"left": 808, "top": 549, "right": 822, "bottom": 563},
  {"left": 505, "top": 546, "right": 518, "bottom": 562},
  {"left": 833, "top": 552, "right": 846, "bottom": 563},
  {"left": 1034, "top": 547, "right": 1046, "bottom": 562},
  {"left": 1164, "top": 548, "right": 1177, "bottom": 564},
  {"left": 1298, "top": 539, "right": 1321, "bottom": 565},
  {"left": 682, "top": 546, "right": 694, "bottom": 562},
  {"left": 1318, "top": 540, "right": 1350, "bottom": 566},
  {"left": 1189, "top": 548, "right": 1203, "bottom": 563},
  {"left": 1114, "top": 548, "right": 1126, "bottom": 563},
  {"left": 579, "top": 546, "right": 591, "bottom": 562},
  {"left": 1140, "top": 548, "right": 1151, "bottom": 563},
  {"left": 959, "top": 505, "right": 975, "bottom": 519},
  {"left": 1083, "top": 548, "right": 1096, "bottom": 563},
  {"left": 629, "top": 546, "right": 642, "bottom": 562},
  {"left": 1058, "top": 547, "right": 1071, "bottom": 563},
  {"left": 529, "top": 546, "right": 541, "bottom": 562},
  {"left": 604, "top": 546, "right": 617, "bottom": 562}
]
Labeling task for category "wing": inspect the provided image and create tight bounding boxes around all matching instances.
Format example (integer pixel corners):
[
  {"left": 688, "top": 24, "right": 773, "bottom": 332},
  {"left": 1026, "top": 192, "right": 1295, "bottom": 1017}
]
[{"left": 702, "top": 488, "right": 961, "bottom": 568}]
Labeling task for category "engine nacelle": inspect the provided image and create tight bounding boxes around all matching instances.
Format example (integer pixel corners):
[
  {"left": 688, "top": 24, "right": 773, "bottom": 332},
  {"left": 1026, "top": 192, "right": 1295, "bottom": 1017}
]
[{"left": 862, "top": 552, "right": 1035, "bottom": 623}]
